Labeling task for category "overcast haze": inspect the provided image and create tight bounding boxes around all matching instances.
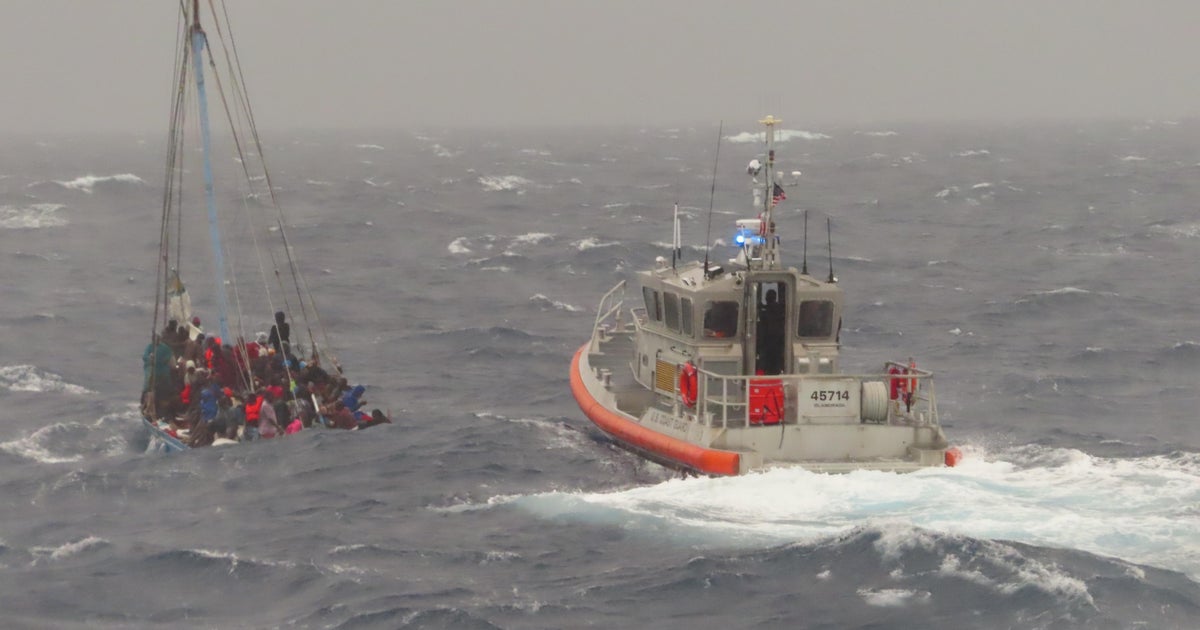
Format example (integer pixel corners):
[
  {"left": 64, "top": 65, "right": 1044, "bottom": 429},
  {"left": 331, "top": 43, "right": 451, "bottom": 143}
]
[{"left": 3, "top": 1, "right": 1200, "bottom": 133}]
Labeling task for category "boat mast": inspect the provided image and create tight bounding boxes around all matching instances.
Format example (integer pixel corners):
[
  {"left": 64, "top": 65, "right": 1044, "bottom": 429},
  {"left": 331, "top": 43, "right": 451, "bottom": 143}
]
[
  {"left": 760, "top": 115, "right": 780, "bottom": 271},
  {"left": 190, "top": 0, "right": 231, "bottom": 342}
]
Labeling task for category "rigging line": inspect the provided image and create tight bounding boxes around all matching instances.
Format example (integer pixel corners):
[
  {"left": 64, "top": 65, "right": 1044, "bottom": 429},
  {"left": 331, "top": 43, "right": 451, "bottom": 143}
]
[
  {"left": 702, "top": 121, "right": 723, "bottom": 278},
  {"left": 205, "top": 7, "right": 302, "bottom": 390},
  {"left": 213, "top": 0, "right": 327, "bottom": 363},
  {"left": 211, "top": 1, "right": 331, "bottom": 371},
  {"left": 201, "top": 42, "right": 287, "bottom": 323},
  {"left": 173, "top": 69, "right": 190, "bottom": 277},
  {"left": 203, "top": 18, "right": 297, "bottom": 338},
  {"left": 154, "top": 14, "right": 192, "bottom": 338}
]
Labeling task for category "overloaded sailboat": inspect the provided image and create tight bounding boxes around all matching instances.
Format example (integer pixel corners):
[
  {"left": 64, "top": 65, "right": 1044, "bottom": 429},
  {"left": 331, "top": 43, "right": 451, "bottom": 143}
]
[
  {"left": 570, "top": 116, "right": 961, "bottom": 475},
  {"left": 140, "top": 2, "right": 389, "bottom": 451}
]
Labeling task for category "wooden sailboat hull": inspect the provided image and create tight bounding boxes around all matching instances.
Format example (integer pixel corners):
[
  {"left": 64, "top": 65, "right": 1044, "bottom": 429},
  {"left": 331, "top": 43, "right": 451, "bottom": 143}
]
[{"left": 142, "top": 416, "right": 188, "bottom": 453}]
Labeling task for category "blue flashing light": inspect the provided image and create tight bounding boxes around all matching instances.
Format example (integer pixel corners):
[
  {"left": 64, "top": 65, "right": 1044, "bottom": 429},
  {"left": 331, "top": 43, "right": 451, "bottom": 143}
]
[{"left": 734, "top": 228, "right": 765, "bottom": 246}]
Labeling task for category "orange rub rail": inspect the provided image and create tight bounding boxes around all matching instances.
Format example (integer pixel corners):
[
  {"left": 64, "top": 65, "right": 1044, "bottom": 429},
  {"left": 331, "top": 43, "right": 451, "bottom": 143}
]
[{"left": 571, "top": 345, "right": 741, "bottom": 476}]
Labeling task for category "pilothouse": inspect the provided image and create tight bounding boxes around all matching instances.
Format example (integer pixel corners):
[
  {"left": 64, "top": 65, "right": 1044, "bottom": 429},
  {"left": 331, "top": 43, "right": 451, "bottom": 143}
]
[{"left": 570, "top": 116, "right": 961, "bottom": 475}]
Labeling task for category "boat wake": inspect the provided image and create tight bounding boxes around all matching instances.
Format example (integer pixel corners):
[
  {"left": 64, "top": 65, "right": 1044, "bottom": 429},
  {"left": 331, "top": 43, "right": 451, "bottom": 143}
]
[{"left": 506, "top": 444, "right": 1200, "bottom": 581}]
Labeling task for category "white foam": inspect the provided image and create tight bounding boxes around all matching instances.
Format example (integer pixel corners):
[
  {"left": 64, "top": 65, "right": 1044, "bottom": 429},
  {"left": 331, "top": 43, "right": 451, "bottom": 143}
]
[
  {"left": 448, "top": 237, "right": 472, "bottom": 254},
  {"left": 478, "top": 175, "right": 533, "bottom": 193},
  {"left": 1120, "top": 155, "right": 1147, "bottom": 162},
  {"left": 858, "top": 588, "right": 930, "bottom": 607},
  {"left": 576, "top": 237, "right": 620, "bottom": 251},
  {"left": 0, "top": 365, "right": 92, "bottom": 394},
  {"left": 726, "top": 129, "right": 831, "bottom": 143},
  {"left": 53, "top": 173, "right": 144, "bottom": 193},
  {"left": 971, "top": 182, "right": 993, "bottom": 189},
  {"left": 934, "top": 186, "right": 958, "bottom": 199},
  {"left": 0, "top": 425, "right": 83, "bottom": 463},
  {"left": 30, "top": 536, "right": 110, "bottom": 564},
  {"left": 354, "top": 144, "right": 385, "bottom": 150},
  {"left": 430, "top": 143, "right": 457, "bottom": 158},
  {"left": 512, "top": 232, "right": 554, "bottom": 246},
  {"left": 0, "top": 204, "right": 66, "bottom": 229},
  {"left": 955, "top": 149, "right": 990, "bottom": 157},
  {"left": 508, "top": 446, "right": 1200, "bottom": 580},
  {"left": 855, "top": 130, "right": 899, "bottom": 137},
  {"left": 529, "top": 294, "right": 581, "bottom": 312}
]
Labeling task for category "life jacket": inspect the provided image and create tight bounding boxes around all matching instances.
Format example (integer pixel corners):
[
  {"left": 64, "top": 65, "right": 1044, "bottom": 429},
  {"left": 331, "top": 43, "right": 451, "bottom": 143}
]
[
  {"left": 245, "top": 395, "right": 264, "bottom": 424},
  {"left": 180, "top": 383, "right": 193, "bottom": 406}
]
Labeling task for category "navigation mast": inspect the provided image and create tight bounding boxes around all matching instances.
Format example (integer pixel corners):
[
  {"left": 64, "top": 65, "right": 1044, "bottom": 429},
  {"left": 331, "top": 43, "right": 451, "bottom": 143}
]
[
  {"left": 760, "top": 114, "right": 781, "bottom": 271},
  {"left": 189, "top": 0, "right": 231, "bottom": 342}
]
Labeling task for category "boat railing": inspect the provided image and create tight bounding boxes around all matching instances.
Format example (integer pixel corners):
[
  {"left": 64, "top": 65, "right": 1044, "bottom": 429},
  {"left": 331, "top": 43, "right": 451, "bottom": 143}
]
[
  {"left": 689, "top": 363, "right": 939, "bottom": 430},
  {"left": 592, "top": 280, "right": 627, "bottom": 341}
]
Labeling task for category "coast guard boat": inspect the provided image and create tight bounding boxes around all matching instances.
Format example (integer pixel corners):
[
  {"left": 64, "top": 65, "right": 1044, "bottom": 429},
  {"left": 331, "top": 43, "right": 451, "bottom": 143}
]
[{"left": 570, "top": 116, "right": 961, "bottom": 475}]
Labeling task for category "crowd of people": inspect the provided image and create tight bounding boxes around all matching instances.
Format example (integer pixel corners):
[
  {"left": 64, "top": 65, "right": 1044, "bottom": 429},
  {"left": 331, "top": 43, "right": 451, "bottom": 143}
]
[{"left": 141, "top": 311, "right": 390, "bottom": 448}]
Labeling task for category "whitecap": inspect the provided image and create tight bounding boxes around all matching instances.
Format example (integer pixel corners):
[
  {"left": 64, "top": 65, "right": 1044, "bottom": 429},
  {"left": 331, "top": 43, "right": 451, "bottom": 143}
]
[
  {"left": 30, "top": 536, "right": 110, "bottom": 563},
  {"left": 448, "top": 237, "right": 472, "bottom": 254},
  {"left": 511, "top": 232, "right": 554, "bottom": 246},
  {"left": 0, "top": 425, "right": 84, "bottom": 464},
  {"left": 0, "top": 204, "right": 67, "bottom": 229},
  {"left": 52, "top": 173, "right": 144, "bottom": 193},
  {"left": 955, "top": 149, "right": 990, "bottom": 157},
  {"left": 577, "top": 237, "right": 620, "bottom": 251},
  {"left": 0, "top": 365, "right": 92, "bottom": 394},
  {"left": 430, "top": 143, "right": 457, "bottom": 158},
  {"left": 858, "top": 588, "right": 930, "bottom": 607},
  {"left": 354, "top": 144, "right": 385, "bottom": 150},
  {"left": 1120, "top": 155, "right": 1147, "bottom": 162},
  {"left": 726, "top": 129, "right": 831, "bottom": 143},
  {"left": 855, "top": 130, "right": 899, "bottom": 137},
  {"left": 529, "top": 294, "right": 581, "bottom": 312},
  {"left": 478, "top": 175, "right": 533, "bottom": 193}
]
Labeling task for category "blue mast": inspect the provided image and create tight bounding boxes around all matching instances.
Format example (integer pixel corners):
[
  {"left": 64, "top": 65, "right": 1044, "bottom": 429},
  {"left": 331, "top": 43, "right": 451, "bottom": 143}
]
[{"left": 190, "top": 3, "right": 231, "bottom": 343}]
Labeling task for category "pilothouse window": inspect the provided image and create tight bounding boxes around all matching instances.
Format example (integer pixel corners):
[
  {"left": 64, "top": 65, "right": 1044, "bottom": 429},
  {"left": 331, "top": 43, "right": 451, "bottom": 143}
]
[
  {"left": 663, "top": 292, "right": 680, "bottom": 332},
  {"left": 680, "top": 298, "right": 694, "bottom": 336},
  {"left": 703, "top": 301, "right": 739, "bottom": 338},
  {"left": 797, "top": 300, "right": 834, "bottom": 338},
  {"left": 642, "top": 287, "right": 662, "bottom": 322}
]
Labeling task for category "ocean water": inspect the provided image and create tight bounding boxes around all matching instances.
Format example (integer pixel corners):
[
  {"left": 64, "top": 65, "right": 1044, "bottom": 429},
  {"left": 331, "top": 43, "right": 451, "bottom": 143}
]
[{"left": 0, "top": 120, "right": 1198, "bottom": 628}]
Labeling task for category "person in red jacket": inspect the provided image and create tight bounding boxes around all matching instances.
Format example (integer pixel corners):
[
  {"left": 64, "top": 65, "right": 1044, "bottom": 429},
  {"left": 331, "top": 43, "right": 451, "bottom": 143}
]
[{"left": 244, "top": 390, "right": 265, "bottom": 440}]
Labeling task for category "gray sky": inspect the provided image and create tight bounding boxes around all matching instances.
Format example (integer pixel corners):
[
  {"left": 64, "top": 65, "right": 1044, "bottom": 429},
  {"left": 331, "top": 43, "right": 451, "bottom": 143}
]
[{"left": 3, "top": 1, "right": 1200, "bottom": 133}]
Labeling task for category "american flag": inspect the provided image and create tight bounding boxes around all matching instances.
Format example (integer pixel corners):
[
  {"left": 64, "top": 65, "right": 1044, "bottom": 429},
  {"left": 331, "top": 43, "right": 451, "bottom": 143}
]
[{"left": 771, "top": 183, "right": 786, "bottom": 207}]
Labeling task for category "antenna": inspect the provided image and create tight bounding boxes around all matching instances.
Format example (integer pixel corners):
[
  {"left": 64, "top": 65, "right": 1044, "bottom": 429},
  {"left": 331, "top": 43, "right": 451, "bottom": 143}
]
[
  {"left": 671, "top": 202, "right": 681, "bottom": 271},
  {"left": 802, "top": 210, "right": 809, "bottom": 275},
  {"left": 702, "top": 120, "right": 723, "bottom": 279},
  {"left": 826, "top": 217, "right": 836, "bottom": 283}
]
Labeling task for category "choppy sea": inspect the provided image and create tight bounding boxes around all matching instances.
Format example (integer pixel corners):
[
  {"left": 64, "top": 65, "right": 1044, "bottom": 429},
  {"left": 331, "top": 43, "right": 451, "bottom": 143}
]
[{"left": 0, "top": 120, "right": 1198, "bottom": 629}]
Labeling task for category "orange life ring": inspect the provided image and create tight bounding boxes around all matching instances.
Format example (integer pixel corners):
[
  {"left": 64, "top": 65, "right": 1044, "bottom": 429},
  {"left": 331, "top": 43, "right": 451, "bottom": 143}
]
[
  {"left": 678, "top": 362, "right": 698, "bottom": 408},
  {"left": 888, "top": 366, "right": 906, "bottom": 400}
]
